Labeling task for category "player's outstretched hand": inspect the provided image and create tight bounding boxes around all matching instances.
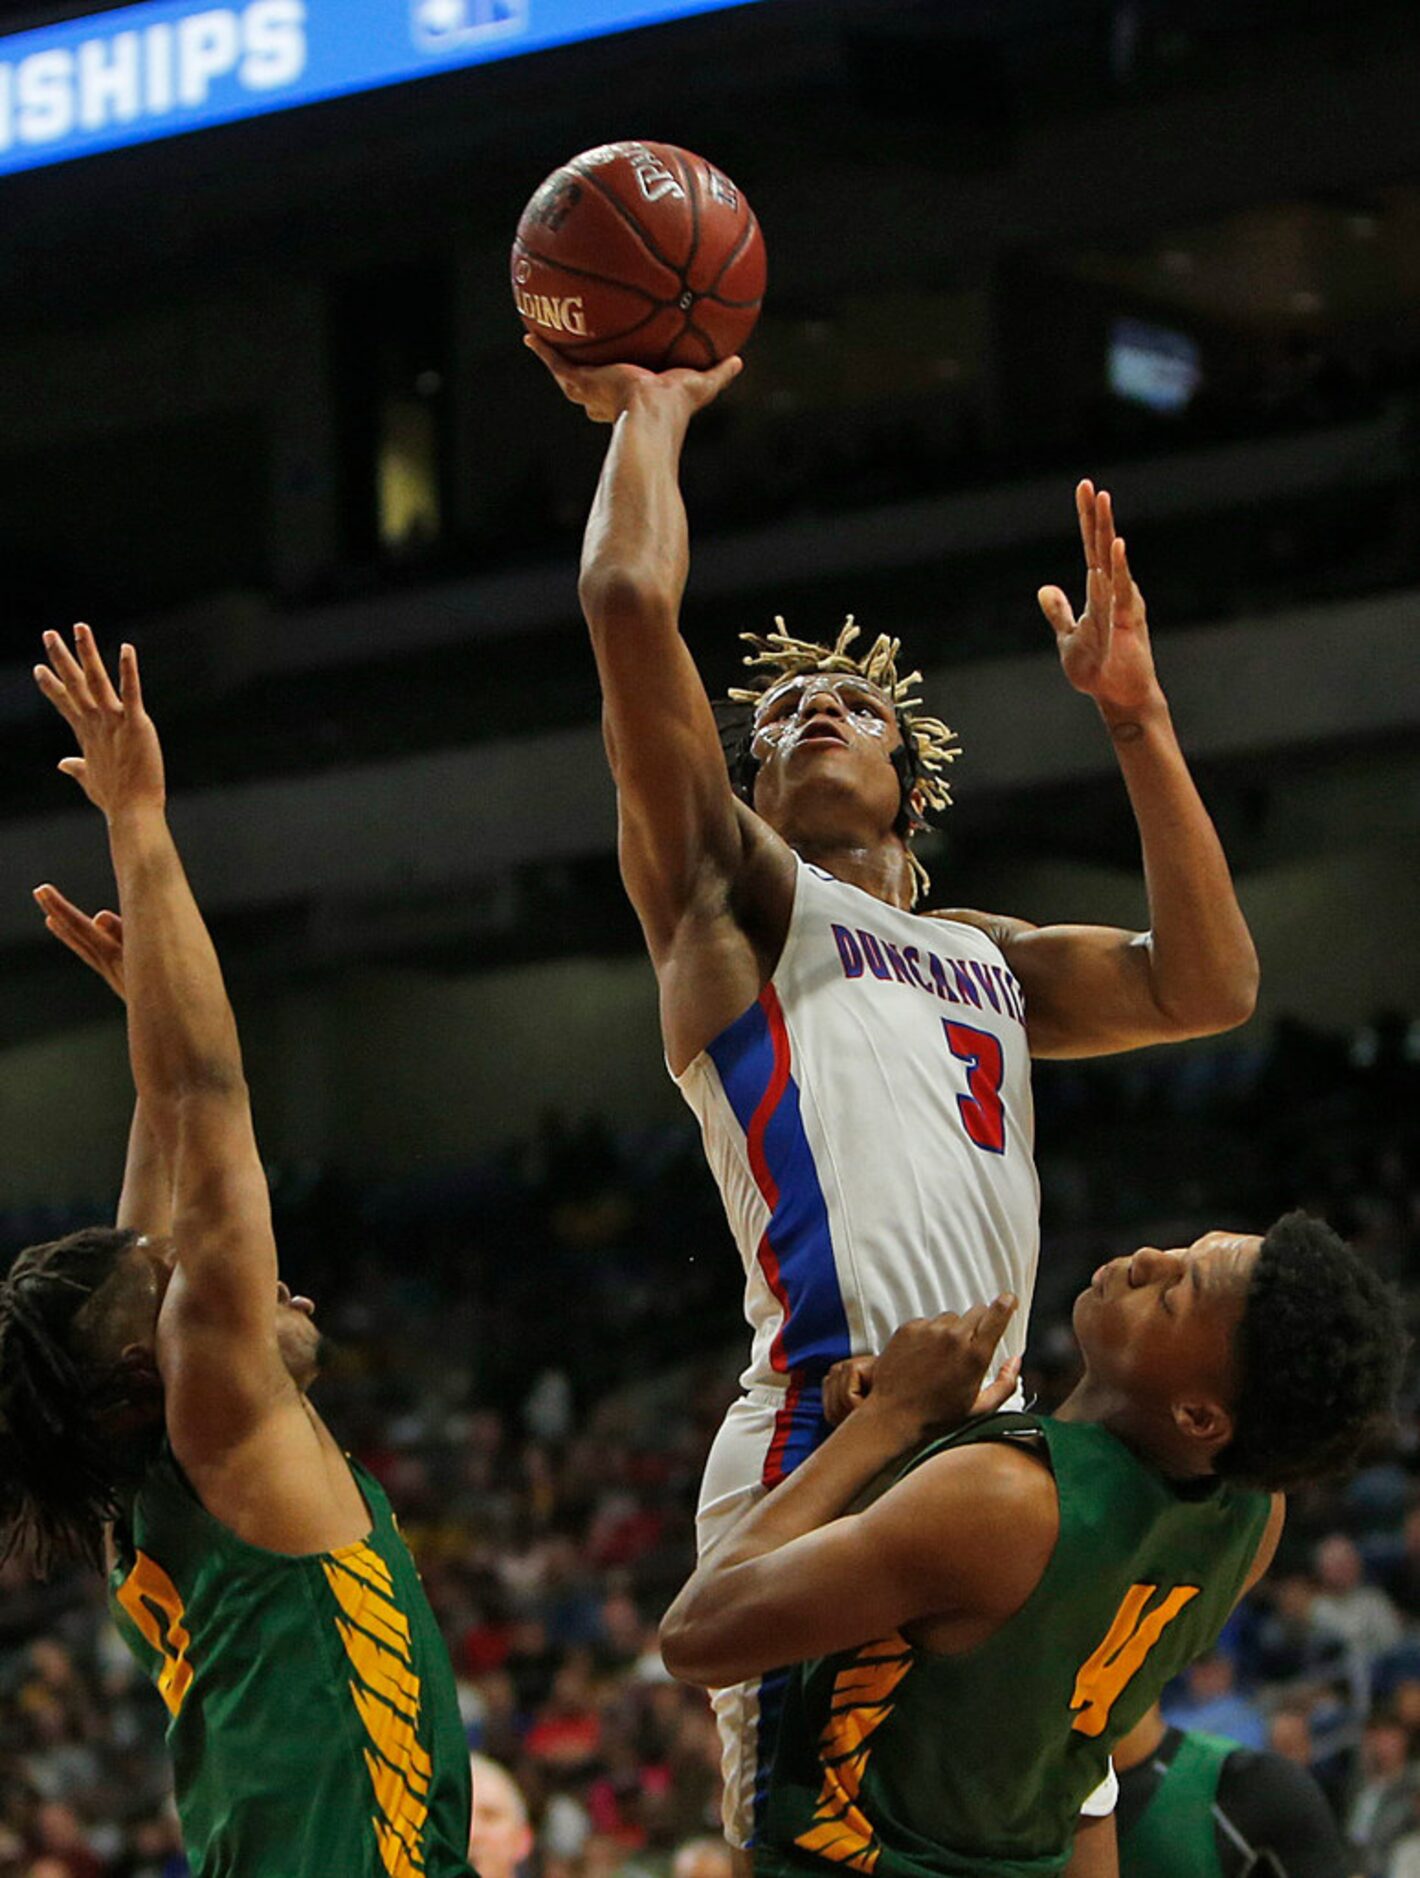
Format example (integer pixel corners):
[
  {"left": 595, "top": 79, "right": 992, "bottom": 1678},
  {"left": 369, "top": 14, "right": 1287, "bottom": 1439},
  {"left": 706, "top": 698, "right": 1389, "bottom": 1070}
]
[
  {"left": 34, "top": 626, "right": 165, "bottom": 820},
  {"left": 523, "top": 332, "right": 742, "bottom": 424},
  {"left": 863, "top": 1298, "right": 1020, "bottom": 1441},
  {"left": 34, "top": 885, "right": 125, "bottom": 1002},
  {"left": 1038, "top": 481, "right": 1164, "bottom": 720}
]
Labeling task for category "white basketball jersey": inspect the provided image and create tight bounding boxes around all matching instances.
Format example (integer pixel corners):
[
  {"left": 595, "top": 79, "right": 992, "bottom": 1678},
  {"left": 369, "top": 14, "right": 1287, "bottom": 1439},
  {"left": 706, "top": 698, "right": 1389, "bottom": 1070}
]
[{"left": 676, "top": 856, "right": 1039, "bottom": 1405}]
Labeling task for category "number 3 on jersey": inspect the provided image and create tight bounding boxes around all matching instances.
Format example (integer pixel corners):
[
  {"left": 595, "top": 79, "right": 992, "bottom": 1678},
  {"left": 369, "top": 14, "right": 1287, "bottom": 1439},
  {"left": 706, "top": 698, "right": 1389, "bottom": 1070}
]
[{"left": 943, "top": 1021, "right": 1006, "bottom": 1155}]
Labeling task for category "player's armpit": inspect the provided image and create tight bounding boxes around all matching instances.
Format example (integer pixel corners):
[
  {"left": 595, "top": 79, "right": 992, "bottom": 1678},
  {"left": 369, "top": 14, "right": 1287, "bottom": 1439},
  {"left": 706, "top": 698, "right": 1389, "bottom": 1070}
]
[
  {"left": 1063, "top": 1812, "right": 1119, "bottom": 1878},
  {"left": 662, "top": 1443, "right": 1057, "bottom": 1688}
]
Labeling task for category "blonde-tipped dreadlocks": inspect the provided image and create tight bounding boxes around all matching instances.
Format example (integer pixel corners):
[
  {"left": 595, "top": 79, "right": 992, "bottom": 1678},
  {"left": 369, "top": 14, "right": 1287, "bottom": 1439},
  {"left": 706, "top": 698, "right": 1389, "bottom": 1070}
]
[{"left": 725, "top": 616, "right": 960, "bottom": 905}]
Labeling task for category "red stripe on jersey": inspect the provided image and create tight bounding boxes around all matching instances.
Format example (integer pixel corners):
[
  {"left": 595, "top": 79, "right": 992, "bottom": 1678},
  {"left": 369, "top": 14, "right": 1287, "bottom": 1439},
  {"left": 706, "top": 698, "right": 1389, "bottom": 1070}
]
[{"left": 747, "top": 986, "right": 796, "bottom": 1374}]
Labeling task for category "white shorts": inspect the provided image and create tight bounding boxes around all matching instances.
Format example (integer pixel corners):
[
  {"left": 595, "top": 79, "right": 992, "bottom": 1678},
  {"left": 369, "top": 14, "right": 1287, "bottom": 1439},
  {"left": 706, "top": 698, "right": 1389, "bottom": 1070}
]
[
  {"left": 696, "top": 1386, "right": 830, "bottom": 1848},
  {"left": 694, "top": 1387, "right": 1114, "bottom": 1846}
]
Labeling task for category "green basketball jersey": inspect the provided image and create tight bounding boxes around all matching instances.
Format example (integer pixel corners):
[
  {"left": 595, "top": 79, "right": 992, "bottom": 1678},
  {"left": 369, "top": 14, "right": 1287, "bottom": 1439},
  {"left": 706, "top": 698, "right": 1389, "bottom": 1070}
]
[
  {"left": 1119, "top": 1730, "right": 1232, "bottom": 1878},
  {"left": 756, "top": 1412, "right": 1271, "bottom": 1878},
  {"left": 108, "top": 1442, "right": 473, "bottom": 1878}
]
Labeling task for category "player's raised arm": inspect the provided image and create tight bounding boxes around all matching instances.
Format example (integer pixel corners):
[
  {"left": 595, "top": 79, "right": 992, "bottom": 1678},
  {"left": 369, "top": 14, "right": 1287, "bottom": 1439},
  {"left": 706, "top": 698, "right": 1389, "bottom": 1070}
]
[
  {"left": 525, "top": 338, "right": 758, "bottom": 958},
  {"left": 942, "top": 482, "right": 1258, "bottom": 1058},
  {"left": 32, "top": 885, "right": 173, "bottom": 1243},
  {"left": 33, "top": 628, "right": 277, "bottom": 1395}
]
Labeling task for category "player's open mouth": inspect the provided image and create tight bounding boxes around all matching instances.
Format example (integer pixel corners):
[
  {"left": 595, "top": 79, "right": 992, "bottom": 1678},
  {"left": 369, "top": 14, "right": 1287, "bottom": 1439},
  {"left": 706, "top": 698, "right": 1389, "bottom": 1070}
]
[{"left": 796, "top": 724, "right": 849, "bottom": 746}]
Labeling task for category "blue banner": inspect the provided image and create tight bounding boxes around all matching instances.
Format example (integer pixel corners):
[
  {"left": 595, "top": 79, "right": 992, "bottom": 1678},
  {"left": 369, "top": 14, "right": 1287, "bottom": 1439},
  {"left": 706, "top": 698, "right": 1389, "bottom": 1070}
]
[{"left": 0, "top": 0, "right": 762, "bottom": 177}]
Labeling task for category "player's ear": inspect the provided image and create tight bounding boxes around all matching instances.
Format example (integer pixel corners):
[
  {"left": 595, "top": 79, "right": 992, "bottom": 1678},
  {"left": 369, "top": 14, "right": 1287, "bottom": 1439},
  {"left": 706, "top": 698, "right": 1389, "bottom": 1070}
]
[{"left": 1172, "top": 1396, "right": 1234, "bottom": 1458}]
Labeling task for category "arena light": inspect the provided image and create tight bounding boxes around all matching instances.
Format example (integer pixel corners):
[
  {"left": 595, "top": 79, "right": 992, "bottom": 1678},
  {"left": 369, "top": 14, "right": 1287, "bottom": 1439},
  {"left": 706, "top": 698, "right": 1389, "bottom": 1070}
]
[{"left": 0, "top": 0, "right": 764, "bottom": 178}]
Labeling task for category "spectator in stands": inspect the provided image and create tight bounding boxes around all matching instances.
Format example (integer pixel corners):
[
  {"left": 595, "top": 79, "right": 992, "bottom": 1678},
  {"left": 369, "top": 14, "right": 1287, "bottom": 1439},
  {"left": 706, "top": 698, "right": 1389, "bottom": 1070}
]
[
  {"left": 1345, "top": 1708, "right": 1420, "bottom": 1878},
  {"left": 1253, "top": 1572, "right": 1353, "bottom": 1685},
  {"left": 1161, "top": 1650, "right": 1266, "bottom": 1749},
  {"left": 671, "top": 1835, "right": 735, "bottom": 1878},
  {"left": 1315, "top": 1535, "right": 1405, "bottom": 1664},
  {"left": 1269, "top": 1704, "right": 1317, "bottom": 1768},
  {"left": 468, "top": 1755, "right": 533, "bottom": 1878},
  {"left": 1386, "top": 1792, "right": 1420, "bottom": 1878}
]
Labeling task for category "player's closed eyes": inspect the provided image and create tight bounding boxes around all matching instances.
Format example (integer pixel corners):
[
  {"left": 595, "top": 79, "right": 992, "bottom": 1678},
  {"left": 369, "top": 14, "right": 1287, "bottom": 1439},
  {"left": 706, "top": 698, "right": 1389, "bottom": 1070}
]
[{"left": 760, "top": 685, "right": 890, "bottom": 725}]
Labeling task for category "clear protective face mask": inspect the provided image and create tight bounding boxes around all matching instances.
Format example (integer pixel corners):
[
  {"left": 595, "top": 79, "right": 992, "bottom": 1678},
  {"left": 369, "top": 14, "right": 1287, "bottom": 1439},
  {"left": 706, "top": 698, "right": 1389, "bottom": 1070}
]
[{"left": 751, "top": 674, "right": 897, "bottom": 761}]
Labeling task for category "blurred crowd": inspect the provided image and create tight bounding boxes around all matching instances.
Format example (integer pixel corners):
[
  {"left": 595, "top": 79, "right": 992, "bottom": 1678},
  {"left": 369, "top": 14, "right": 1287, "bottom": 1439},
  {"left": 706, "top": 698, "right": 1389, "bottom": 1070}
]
[{"left": 1, "top": 1004, "right": 1417, "bottom": 1877}]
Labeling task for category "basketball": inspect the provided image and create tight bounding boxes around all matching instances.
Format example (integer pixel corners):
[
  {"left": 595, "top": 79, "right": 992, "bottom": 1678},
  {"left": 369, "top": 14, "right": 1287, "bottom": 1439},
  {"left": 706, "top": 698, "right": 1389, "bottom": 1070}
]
[{"left": 511, "top": 141, "right": 766, "bottom": 370}]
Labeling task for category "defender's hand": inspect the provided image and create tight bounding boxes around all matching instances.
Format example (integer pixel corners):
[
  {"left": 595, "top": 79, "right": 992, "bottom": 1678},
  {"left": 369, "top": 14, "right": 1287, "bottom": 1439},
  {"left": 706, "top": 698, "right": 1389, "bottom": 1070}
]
[
  {"left": 524, "top": 332, "right": 742, "bottom": 424},
  {"left": 824, "top": 1355, "right": 877, "bottom": 1427},
  {"left": 34, "top": 627, "right": 165, "bottom": 819},
  {"left": 1038, "top": 482, "right": 1164, "bottom": 720},
  {"left": 34, "top": 885, "right": 126, "bottom": 1002},
  {"left": 863, "top": 1299, "right": 1020, "bottom": 1442}
]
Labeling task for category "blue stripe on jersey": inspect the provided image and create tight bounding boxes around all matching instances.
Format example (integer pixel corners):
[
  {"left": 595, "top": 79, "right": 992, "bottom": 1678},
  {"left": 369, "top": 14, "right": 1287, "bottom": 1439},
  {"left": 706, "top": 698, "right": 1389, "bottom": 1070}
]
[
  {"left": 707, "top": 996, "right": 852, "bottom": 1378},
  {"left": 753, "top": 1666, "right": 791, "bottom": 1843},
  {"left": 782, "top": 1384, "right": 831, "bottom": 1472}
]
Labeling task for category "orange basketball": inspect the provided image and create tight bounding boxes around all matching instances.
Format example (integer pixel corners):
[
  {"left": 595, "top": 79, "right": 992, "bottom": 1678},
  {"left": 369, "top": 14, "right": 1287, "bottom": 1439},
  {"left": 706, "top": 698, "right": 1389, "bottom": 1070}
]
[{"left": 512, "top": 141, "right": 766, "bottom": 369}]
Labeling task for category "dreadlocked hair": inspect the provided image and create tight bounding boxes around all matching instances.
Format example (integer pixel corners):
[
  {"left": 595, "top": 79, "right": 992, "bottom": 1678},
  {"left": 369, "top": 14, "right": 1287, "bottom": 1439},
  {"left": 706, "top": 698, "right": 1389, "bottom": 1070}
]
[
  {"left": 1215, "top": 1212, "right": 1407, "bottom": 1494},
  {"left": 0, "top": 1226, "right": 156, "bottom": 1574},
  {"left": 720, "top": 616, "right": 961, "bottom": 906}
]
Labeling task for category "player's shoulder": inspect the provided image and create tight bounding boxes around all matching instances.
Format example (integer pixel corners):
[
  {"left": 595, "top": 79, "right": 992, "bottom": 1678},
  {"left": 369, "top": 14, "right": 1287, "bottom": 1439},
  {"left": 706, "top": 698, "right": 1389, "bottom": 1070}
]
[
  {"left": 904, "top": 1430, "right": 1059, "bottom": 1531},
  {"left": 886, "top": 1437, "right": 1060, "bottom": 1628}
]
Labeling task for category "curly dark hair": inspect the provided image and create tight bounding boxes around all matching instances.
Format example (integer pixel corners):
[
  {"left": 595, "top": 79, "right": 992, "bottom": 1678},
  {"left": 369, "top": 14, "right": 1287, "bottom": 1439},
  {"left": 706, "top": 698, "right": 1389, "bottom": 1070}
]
[
  {"left": 0, "top": 1226, "right": 160, "bottom": 1573},
  {"left": 1215, "top": 1211, "right": 1407, "bottom": 1494}
]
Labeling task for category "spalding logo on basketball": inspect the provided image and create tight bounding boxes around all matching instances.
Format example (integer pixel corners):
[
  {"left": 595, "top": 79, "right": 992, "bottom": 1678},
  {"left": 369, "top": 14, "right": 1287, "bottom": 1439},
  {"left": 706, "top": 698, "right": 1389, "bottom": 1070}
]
[{"left": 511, "top": 141, "right": 766, "bottom": 368}]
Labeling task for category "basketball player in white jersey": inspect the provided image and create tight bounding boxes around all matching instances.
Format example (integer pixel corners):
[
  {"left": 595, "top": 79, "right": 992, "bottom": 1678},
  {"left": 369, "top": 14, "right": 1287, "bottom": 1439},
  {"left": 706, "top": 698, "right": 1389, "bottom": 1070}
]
[{"left": 527, "top": 335, "right": 1259, "bottom": 1849}]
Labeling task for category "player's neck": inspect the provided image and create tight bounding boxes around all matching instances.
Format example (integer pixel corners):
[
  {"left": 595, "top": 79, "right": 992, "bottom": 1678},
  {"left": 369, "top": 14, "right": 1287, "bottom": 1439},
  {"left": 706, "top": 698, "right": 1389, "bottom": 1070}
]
[
  {"left": 792, "top": 836, "right": 914, "bottom": 910},
  {"left": 1055, "top": 1379, "right": 1209, "bottom": 1483}
]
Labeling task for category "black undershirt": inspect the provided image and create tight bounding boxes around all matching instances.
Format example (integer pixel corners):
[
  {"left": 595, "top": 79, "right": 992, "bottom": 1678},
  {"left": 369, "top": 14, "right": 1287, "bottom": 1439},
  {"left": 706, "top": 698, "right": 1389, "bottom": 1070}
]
[{"left": 1115, "top": 1726, "right": 1353, "bottom": 1878}]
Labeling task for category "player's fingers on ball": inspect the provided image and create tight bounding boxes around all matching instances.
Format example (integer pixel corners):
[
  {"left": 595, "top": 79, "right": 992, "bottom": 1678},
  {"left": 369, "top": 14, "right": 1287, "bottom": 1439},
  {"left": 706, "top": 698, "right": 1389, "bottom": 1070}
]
[{"left": 522, "top": 333, "right": 563, "bottom": 371}]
